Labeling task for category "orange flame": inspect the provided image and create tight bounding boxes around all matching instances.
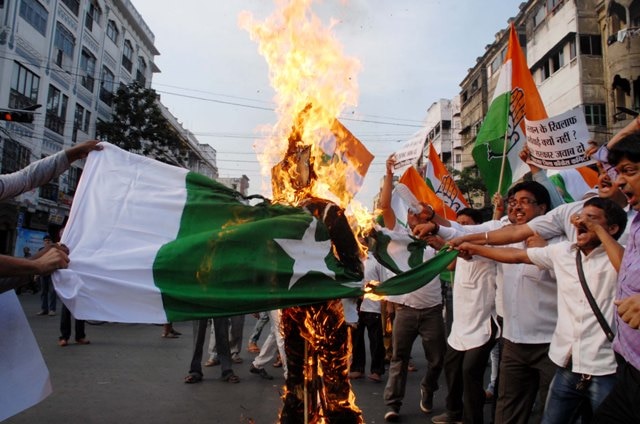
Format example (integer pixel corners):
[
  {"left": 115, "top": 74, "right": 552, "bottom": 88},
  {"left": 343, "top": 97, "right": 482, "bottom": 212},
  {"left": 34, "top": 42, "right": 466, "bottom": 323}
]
[{"left": 239, "top": 0, "right": 363, "bottom": 210}]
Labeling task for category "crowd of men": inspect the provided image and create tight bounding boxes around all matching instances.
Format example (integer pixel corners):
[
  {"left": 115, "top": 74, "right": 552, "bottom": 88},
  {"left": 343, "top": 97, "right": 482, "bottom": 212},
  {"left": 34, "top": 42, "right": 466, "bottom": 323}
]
[{"left": 3, "top": 115, "right": 640, "bottom": 424}]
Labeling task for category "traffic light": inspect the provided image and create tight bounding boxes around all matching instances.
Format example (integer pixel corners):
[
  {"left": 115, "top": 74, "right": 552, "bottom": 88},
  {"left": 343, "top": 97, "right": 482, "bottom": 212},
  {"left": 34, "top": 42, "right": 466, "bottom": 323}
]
[{"left": 0, "top": 111, "right": 34, "bottom": 123}]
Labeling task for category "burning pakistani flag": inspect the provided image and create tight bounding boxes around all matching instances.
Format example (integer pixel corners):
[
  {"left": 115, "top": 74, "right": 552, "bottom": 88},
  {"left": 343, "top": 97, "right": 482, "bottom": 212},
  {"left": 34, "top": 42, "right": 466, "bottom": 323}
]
[
  {"left": 54, "top": 143, "right": 454, "bottom": 323},
  {"left": 472, "top": 23, "right": 547, "bottom": 196}
]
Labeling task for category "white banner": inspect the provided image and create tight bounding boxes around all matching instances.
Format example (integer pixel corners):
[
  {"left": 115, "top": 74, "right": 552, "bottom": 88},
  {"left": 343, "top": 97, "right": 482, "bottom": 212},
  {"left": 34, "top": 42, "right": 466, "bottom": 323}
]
[
  {"left": 525, "top": 108, "right": 593, "bottom": 169},
  {"left": 393, "top": 127, "right": 428, "bottom": 169}
]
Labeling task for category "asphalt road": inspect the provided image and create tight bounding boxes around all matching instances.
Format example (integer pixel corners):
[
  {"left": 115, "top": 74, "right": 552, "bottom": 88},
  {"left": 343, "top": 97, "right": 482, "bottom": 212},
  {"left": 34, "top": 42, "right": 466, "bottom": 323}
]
[{"left": 6, "top": 293, "right": 495, "bottom": 424}]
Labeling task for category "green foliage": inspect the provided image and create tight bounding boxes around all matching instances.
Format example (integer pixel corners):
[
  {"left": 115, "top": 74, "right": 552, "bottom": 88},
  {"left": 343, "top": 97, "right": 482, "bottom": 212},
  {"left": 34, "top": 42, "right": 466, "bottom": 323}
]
[
  {"left": 450, "top": 165, "right": 489, "bottom": 207},
  {"left": 96, "top": 83, "right": 188, "bottom": 166}
]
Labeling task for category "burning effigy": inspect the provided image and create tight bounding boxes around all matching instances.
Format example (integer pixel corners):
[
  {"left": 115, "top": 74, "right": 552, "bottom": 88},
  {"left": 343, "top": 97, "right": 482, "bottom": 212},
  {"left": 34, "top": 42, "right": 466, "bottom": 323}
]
[{"left": 240, "top": 1, "right": 374, "bottom": 422}]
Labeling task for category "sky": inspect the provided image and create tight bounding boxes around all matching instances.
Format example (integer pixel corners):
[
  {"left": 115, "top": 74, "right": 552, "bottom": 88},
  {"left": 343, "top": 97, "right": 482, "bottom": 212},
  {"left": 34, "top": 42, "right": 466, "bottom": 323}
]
[{"left": 131, "top": 0, "right": 524, "bottom": 209}]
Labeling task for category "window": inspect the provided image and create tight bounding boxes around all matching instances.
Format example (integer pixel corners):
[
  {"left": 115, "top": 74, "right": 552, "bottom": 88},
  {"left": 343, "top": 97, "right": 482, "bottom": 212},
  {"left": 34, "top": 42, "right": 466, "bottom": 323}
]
[
  {"left": 45, "top": 85, "right": 68, "bottom": 135},
  {"left": 490, "top": 47, "right": 507, "bottom": 75},
  {"left": 136, "top": 56, "right": 147, "bottom": 86},
  {"left": 569, "top": 38, "right": 577, "bottom": 60},
  {"left": 85, "top": 1, "right": 101, "bottom": 31},
  {"left": 122, "top": 40, "right": 133, "bottom": 72},
  {"left": 19, "top": 0, "right": 48, "bottom": 36},
  {"left": 73, "top": 104, "right": 90, "bottom": 141},
  {"left": 471, "top": 78, "right": 478, "bottom": 93},
  {"left": 533, "top": 6, "right": 546, "bottom": 27},
  {"left": 540, "top": 60, "right": 550, "bottom": 81},
  {"left": 9, "top": 62, "right": 40, "bottom": 110},
  {"left": 455, "top": 154, "right": 462, "bottom": 164},
  {"left": 546, "top": 0, "right": 560, "bottom": 11},
  {"left": 99, "top": 66, "right": 115, "bottom": 105},
  {"left": 106, "top": 20, "right": 118, "bottom": 43},
  {"left": 66, "top": 167, "right": 81, "bottom": 195},
  {"left": 54, "top": 22, "right": 75, "bottom": 69},
  {"left": 584, "top": 104, "right": 606, "bottom": 126},
  {"left": 550, "top": 48, "right": 564, "bottom": 72},
  {"left": 1, "top": 139, "right": 31, "bottom": 174},
  {"left": 80, "top": 48, "right": 96, "bottom": 92},
  {"left": 60, "top": 0, "right": 79, "bottom": 15},
  {"left": 580, "top": 35, "right": 602, "bottom": 56}
]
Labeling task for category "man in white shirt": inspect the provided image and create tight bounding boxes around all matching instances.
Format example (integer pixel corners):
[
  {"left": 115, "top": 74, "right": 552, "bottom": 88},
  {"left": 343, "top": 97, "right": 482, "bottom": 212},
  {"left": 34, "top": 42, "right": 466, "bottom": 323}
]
[
  {"left": 457, "top": 197, "right": 627, "bottom": 423},
  {"left": 379, "top": 155, "right": 446, "bottom": 422}
]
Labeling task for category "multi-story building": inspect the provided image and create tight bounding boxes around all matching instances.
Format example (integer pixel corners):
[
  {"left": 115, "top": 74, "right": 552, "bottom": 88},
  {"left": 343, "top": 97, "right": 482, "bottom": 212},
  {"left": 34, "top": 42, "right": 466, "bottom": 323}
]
[
  {"left": 0, "top": 0, "right": 219, "bottom": 255},
  {"left": 457, "top": 0, "right": 640, "bottom": 206},
  {"left": 423, "top": 98, "right": 454, "bottom": 165}
]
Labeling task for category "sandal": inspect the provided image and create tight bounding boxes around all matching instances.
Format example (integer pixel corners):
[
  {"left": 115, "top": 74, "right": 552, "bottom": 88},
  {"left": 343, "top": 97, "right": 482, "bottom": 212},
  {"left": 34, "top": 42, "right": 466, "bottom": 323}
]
[
  {"left": 204, "top": 358, "right": 220, "bottom": 367},
  {"left": 221, "top": 371, "right": 240, "bottom": 383},
  {"left": 170, "top": 329, "right": 182, "bottom": 336},
  {"left": 184, "top": 372, "right": 203, "bottom": 384},
  {"left": 162, "top": 332, "right": 179, "bottom": 338}
]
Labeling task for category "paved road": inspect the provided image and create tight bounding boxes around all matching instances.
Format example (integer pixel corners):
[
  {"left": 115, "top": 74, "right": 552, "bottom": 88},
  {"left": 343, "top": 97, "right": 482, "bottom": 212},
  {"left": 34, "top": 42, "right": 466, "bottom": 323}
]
[{"left": 6, "top": 293, "right": 495, "bottom": 424}]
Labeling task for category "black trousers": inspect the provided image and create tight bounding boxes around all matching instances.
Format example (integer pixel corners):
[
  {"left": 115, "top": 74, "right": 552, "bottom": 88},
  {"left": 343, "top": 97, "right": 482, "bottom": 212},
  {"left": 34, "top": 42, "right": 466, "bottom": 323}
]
[
  {"left": 593, "top": 353, "right": 640, "bottom": 423},
  {"left": 59, "top": 304, "right": 85, "bottom": 341},
  {"left": 443, "top": 319, "right": 498, "bottom": 424},
  {"left": 351, "top": 311, "right": 385, "bottom": 375}
]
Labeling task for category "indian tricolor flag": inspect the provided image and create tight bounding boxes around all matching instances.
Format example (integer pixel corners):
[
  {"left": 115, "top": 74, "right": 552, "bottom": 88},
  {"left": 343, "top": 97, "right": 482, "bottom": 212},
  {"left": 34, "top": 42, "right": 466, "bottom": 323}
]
[
  {"left": 53, "top": 143, "right": 451, "bottom": 323},
  {"left": 548, "top": 167, "right": 599, "bottom": 203},
  {"left": 425, "top": 143, "right": 468, "bottom": 217},
  {"left": 472, "top": 23, "right": 547, "bottom": 196}
]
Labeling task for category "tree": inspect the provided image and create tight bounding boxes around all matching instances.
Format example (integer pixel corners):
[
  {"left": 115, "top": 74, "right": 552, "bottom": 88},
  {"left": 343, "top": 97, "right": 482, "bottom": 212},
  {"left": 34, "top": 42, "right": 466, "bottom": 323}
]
[
  {"left": 450, "top": 164, "right": 489, "bottom": 207},
  {"left": 96, "top": 83, "right": 188, "bottom": 167}
]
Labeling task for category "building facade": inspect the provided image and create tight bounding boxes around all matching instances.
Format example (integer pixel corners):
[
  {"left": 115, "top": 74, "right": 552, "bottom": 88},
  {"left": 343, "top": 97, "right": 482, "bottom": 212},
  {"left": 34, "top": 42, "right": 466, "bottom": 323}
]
[
  {"left": 456, "top": 0, "right": 639, "bottom": 206},
  {"left": 0, "top": 0, "right": 219, "bottom": 255}
]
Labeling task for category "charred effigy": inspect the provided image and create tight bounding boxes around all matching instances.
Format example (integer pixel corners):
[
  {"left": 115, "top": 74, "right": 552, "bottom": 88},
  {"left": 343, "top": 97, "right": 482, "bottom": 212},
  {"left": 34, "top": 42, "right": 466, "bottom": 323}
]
[{"left": 273, "top": 107, "right": 364, "bottom": 424}]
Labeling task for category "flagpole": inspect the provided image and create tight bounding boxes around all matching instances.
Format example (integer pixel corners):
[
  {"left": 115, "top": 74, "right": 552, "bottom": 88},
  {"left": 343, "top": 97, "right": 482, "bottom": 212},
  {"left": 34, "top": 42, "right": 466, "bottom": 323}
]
[{"left": 496, "top": 102, "right": 511, "bottom": 201}]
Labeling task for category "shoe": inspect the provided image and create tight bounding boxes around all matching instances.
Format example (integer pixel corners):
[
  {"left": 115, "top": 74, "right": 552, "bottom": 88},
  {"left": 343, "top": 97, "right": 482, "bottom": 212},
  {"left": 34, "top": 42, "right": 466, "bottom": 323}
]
[
  {"left": 37, "top": 310, "right": 48, "bottom": 316},
  {"left": 247, "top": 342, "right": 261, "bottom": 353},
  {"left": 221, "top": 371, "right": 240, "bottom": 383},
  {"left": 384, "top": 408, "right": 400, "bottom": 422},
  {"left": 420, "top": 388, "right": 433, "bottom": 413},
  {"left": 204, "top": 358, "right": 220, "bottom": 367},
  {"left": 58, "top": 339, "right": 68, "bottom": 347},
  {"left": 231, "top": 353, "right": 243, "bottom": 364},
  {"left": 368, "top": 373, "right": 382, "bottom": 382},
  {"left": 349, "top": 371, "right": 364, "bottom": 379},
  {"left": 76, "top": 338, "right": 91, "bottom": 345},
  {"left": 48, "top": 311, "right": 56, "bottom": 316},
  {"left": 431, "top": 410, "right": 462, "bottom": 424},
  {"left": 250, "top": 364, "right": 274, "bottom": 380},
  {"left": 184, "top": 372, "right": 203, "bottom": 384},
  {"left": 169, "top": 329, "right": 182, "bottom": 336}
]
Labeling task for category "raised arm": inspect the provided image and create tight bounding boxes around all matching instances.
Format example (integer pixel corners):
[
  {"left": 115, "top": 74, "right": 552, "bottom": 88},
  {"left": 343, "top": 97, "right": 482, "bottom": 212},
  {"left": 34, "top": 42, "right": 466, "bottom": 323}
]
[
  {"left": 457, "top": 242, "right": 533, "bottom": 265},
  {"left": 449, "top": 223, "right": 535, "bottom": 248},
  {"left": 378, "top": 155, "right": 397, "bottom": 230}
]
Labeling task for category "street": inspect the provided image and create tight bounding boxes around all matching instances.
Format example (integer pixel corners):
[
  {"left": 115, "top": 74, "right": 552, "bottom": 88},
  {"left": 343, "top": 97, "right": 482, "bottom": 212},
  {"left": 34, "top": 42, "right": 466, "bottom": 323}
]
[{"left": 6, "top": 293, "right": 494, "bottom": 424}]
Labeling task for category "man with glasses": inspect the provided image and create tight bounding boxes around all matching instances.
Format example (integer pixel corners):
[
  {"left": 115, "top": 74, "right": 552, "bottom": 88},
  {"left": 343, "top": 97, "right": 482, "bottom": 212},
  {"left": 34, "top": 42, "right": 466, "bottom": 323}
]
[{"left": 418, "top": 181, "right": 559, "bottom": 424}]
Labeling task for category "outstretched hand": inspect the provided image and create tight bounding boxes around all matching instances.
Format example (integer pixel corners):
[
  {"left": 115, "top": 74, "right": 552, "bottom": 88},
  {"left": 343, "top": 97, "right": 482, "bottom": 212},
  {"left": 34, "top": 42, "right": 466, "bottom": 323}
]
[{"left": 66, "top": 140, "right": 103, "bottom": 163}]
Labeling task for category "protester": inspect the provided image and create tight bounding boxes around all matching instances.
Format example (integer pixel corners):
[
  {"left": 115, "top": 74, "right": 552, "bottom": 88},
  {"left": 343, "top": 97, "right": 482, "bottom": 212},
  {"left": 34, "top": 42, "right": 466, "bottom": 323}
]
[
  {"left": 593, "top": 131, "right": 640, "bottom": 423},
  {"left": 247, "top": 311, "right": 269, "bottom": 353},
  {"left": 419, "top": 207, "right": 497, "bottom": 424},
  {"left": 457, "top": 197, "right": 627, "bottom": 423},
  {"left": 349, "top": 247, "right": 387, "bottom": 383},
  {"left": 379, "top": 155, "right": 446, "bottom": 422},
  {"left": 37, "top": 235, "right": 57, "bottom": 316},
  {"left": 0, "top": 140, "right": 102, "bottom": 293},
  {"left": 249, "top": 309, "right": 287, "bottom": 380}
]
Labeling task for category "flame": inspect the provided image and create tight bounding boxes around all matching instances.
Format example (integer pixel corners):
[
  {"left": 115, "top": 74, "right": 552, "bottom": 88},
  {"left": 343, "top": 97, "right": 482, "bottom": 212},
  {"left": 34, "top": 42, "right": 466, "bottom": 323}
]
[{"left": 239, "top": 0, "right": 362, "bottom": 209}]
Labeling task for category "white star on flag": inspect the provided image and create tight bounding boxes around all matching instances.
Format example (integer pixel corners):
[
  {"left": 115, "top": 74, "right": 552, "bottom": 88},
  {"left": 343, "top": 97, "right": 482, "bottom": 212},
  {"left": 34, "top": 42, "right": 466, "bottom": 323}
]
[{"left": 274, "top": 218, "right": 336, "bottom": 289}]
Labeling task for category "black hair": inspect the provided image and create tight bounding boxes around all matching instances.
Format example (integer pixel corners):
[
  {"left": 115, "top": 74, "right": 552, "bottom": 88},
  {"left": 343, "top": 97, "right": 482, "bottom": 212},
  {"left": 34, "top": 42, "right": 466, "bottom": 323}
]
[
  {"left": 506, "top": 180, "right": 552, "bottom": 213},
  {"left": 608, "top": 133, "right": 640, "bottom": 166},
  {"left": 583, "top": 197, "right": 627, "bottom": 240},
  {"left": 457, "top": 208, "right": 484, "bottom": 224}
]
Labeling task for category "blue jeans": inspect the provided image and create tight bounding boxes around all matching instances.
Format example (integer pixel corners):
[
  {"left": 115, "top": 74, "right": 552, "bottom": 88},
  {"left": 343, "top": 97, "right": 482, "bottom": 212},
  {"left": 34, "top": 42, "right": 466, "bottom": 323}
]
[{"left": 542, "top": 367, "right": 616, "bottom": 424}]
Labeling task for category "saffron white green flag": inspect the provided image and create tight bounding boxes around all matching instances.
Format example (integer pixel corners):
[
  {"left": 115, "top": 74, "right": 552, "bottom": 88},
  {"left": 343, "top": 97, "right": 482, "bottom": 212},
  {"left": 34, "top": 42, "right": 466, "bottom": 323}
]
[
  {"left": 472, "top": 23, "right": 548, "bottom": 196},
  {"left": 54, "top": 143, "right": 453, "bottom": 323}
]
